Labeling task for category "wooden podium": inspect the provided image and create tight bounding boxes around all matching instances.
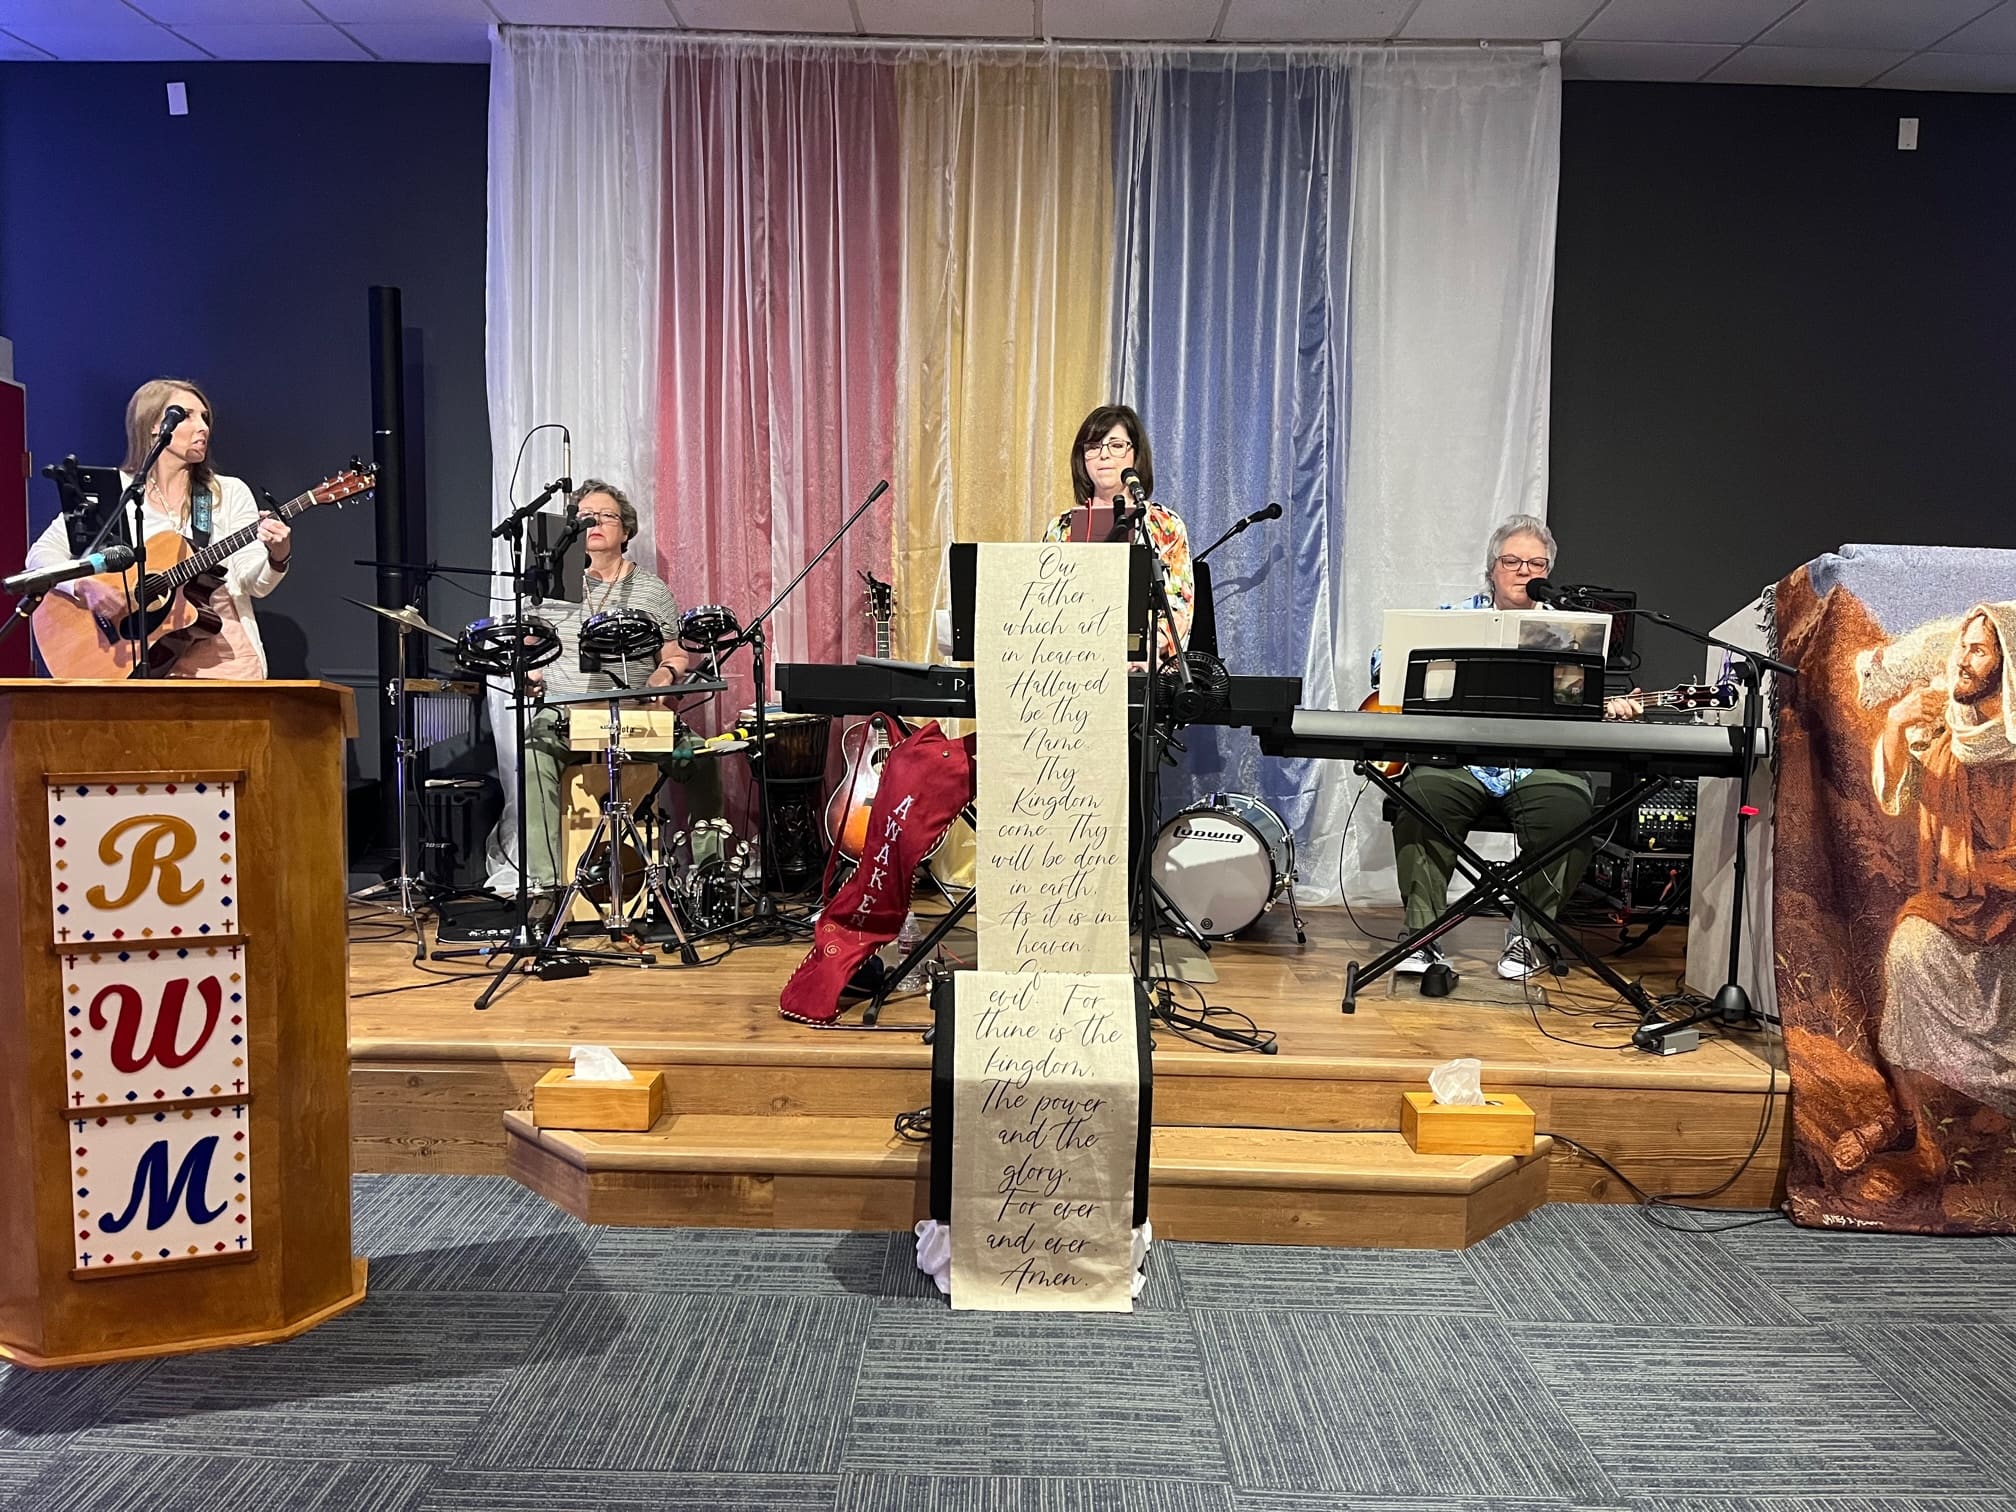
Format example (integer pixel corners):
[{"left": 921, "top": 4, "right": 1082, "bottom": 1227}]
[{"left": 0, "top": 679, "right": 367, "bottom": 1367}]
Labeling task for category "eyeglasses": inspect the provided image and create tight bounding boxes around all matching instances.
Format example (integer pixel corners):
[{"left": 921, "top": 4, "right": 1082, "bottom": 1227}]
[
  {"left": 1495, "top": 555, "right": 1550, "bottom": 574},
  {"left": 1083, "top": 438, "right": 1134, "bottom": 458},
  {"left": 578, "top": 511, "right": 624, "bottom": 528}
]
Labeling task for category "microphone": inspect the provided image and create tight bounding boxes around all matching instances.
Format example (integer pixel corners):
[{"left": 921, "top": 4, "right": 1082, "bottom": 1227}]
[
  {"left": 155, "top": 404, "right": 189, "bottom": 437},
  {"left": 559, "top": 426, "right": 572, "bottom": 500},
  {"left": 863, "top": 478, "right": 890, "bottom": 506},
  {"left": 1524, "top": 577, "right": 1579, "bottom": 607},
  {"left": 1119, "top": 466, "right": 1149, "bottom": 509},
  {"left": 4, "top": 544, "right": 137, "bottom": 597},
  {"left": 1253, "top": 501, "right": 1283, "bottom": 524}
]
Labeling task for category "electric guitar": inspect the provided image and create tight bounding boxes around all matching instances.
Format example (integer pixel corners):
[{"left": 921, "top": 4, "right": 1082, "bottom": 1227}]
[
  {"left": 1354, "top": 681, "right": 1741, "bottom": 778},
  {"left": 33, "top": 465, "right": 376, "bottom": 679},
  {"left": 824, "top": 572, "right": 907, "bottom": 862}
]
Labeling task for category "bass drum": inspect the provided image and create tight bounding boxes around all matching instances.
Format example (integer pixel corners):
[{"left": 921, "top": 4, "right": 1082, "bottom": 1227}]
[{"left": 1149, "top": 792, "right": 1294, "bottom": 939}]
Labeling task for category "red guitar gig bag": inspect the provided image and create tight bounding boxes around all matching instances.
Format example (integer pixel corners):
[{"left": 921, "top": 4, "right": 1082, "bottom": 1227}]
[{"left": 778, "top": 721, "right": 975, "bottom": 1025}]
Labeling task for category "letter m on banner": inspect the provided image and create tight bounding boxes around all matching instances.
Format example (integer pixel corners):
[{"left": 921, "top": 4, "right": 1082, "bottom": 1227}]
[{"left": 71, "top": 1106, "right": 253, "bottom": 1273}]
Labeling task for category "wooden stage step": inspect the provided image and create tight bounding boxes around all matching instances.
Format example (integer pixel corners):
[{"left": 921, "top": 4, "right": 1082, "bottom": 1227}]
[
  {"left": 503, "top": 1109, "right": 1555, "bottom": 1249},
  {"left": 354, "top": 902, "right": 1789, "bottom": 1248}
]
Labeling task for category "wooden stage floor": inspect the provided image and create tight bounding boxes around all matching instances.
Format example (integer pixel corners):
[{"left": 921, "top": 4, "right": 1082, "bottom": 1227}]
[{"left": 347, "top": 895, "right": 1789, "bottom": 1230}]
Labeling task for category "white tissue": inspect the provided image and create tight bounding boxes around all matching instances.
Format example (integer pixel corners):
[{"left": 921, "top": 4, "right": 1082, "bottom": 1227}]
[
  {"left": 569, "top": 1045, "right": 633, "bottom": 1083},
  {"left": 1428, "top": 1057, "right": 1486, "bottom": 1106}
]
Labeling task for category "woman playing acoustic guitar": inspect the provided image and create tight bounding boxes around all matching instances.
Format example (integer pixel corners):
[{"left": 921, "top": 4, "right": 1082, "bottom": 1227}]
[{"left": 28, "top": 378, "right": 292, "bottom": 679}]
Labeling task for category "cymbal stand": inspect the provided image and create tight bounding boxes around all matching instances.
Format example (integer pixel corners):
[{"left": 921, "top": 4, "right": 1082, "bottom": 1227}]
[{"left": 543, "top": 693, "right": 699, "bottom": 966}]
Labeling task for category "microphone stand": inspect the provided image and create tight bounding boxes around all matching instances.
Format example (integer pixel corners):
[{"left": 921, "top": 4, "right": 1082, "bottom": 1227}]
[
  {"left": 1557, "top": 602, "right": 1796, "bottom": 1052},
  {"left": 708, "top": 478, "right": 889, "bottom": 927},
  {"left": 1193, "top": 503, "right": 1281, "bottom": 567},
  {"left": 73, "top": 423, "right": 180, "bottom": 678},
  {"left": 1126, "top": 503, "right": 1272, "bottom": 1054},
  {"left": 465, "top": 504, "right": 643, "bottom": 1010}
]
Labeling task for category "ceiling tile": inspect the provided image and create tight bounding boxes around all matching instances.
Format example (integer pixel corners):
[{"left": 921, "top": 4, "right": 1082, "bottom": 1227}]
[
  {"left": 1578, "top": 0, "right": 1796, "bottom": 46},
  {"left": 129, "top": 0, "right": 320, "bottom": 20},
  {"left": 1757, "top": 0, "right": 2000, "bottom": 51},
  {"left": 1875, "top": 47, "right": 2016, "bottom": 88},
  {"left": 2, "top": 20, "right": 208, "bottom": 58},
  {"left": 854, "top": 0, "right": 1036, "bottom": 39},
  {"left": 1401, "top": 0, "right": 1604, "bottom": 40},
  {"left": 172, "top": 21, "right": 371, "bottom": 58},
  {"left": 489, "top": 0, "right": 675, "bottom": 23},
  {"left": 1219, "top": 0, "right": 1413, "bottom": 41},
  {"left": 1563, "top": 39, "right": 1737, "bottom": 80},
  {"left": 0, "top": 28, "right": 53, "bottom": 58},
  {"left": 1936, "top": 0, "right": 2016, "bottom": 52},
  {"left": 1706, "top": 43, "right": 1912, "bottom": 85},
  {"left": 315, "top": 0, "right": 498, "bottom": 20},
  {"left": 1046, "top": 0, "right": 1220, "bottom": 40},
  {"left": 677, "top": 0, "right": 857, "bottom": 31},
  {"left": 342, "top": 20, "right": 492, "bottom": 59}
]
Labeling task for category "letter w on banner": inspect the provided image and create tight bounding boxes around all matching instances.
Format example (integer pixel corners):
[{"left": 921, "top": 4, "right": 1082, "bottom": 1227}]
[{"left": 954, "top": 542, "right": 1141, "bottom": 1311}]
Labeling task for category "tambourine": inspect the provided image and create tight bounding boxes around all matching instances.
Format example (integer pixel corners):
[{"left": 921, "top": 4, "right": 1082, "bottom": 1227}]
[
  {"left": 677, "top": 603, "right": 743, "bottom": 653},
  {"left": 580, "top": 607, "right": 665, "bottom": 663},
  {"left": 456, "top": 615, "right": 562, "bottom": 677}
]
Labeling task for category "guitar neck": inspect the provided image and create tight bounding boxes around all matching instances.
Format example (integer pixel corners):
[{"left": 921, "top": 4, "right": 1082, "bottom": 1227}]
[
  {"left": 874, "top": 620, "right": 891, "bottom": 658},
  {"left": 155, "top": 488, "right": 315, "bottom": 591}
]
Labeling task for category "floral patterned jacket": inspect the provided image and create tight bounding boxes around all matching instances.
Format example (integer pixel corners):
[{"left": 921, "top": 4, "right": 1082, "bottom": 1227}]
[{"left": 1043, "top": 501, "right": 1194, "bottom": 662}]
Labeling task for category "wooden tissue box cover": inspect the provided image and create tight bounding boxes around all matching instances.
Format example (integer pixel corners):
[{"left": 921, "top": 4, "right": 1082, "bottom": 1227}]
[
  {"left": 533, "top": 1067, "right": 665, "bottom": 1131},
  {"left": 1400, "top": 1090, "right": 1535, "bottom": 1156}
]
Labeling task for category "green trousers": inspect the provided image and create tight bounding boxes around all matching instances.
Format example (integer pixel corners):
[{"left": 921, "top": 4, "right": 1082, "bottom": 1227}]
[
  {"left": 522, "top": 710, "right": 726, "bottom": 888},
  {"left": 1392, "top": 766, "right": 1594, "bottom": 934}
]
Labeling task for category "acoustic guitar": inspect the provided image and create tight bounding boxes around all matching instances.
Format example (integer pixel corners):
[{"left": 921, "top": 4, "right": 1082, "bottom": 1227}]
[
  {"left": 1354, "top": 681, "right": 1740, "bottom": 778},
  {"left": 33, "top": 466, "right": 375, "bottom": 679},
  {"left": 824, "top": 572, "right": 906, "bottom": 862}
]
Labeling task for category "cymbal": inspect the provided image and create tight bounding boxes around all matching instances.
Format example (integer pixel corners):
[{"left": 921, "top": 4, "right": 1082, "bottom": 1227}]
[{"left": 343, "top": 597, "right": 458, "bottom": 644}]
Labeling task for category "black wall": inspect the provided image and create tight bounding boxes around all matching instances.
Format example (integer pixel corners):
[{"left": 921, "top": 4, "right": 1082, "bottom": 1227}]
[
  {"left": 1552, "top": 80, "right": 2016, "bottom": 688},
  {"left": 0, "top": 62, "right": 490, "bottom": 775}
]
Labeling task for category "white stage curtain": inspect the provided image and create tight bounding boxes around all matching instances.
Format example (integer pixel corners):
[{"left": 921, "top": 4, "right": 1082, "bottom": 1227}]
[
  {"left": 1333, "top": 47, "right": 1560, "bottom": 902},
  {"left": 484, "top": 28, "right": 670, "bottom": 886},
  {"left": 1108, "top": 45, "right": 1558, "bottom": 902}
]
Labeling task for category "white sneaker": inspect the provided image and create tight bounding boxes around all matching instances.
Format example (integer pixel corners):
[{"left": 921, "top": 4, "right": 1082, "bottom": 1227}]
[
  {"left": 1497, "top": 935, "right": 1553, "bottom": 981},
  {"left": 1395, "top": 943, "right": 1448, "bottom": 975}
]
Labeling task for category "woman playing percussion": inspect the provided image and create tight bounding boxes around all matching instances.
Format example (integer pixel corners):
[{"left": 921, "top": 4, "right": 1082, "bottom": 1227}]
[{"left": 517, "top": 480, "right": 720, "bottom": 890}]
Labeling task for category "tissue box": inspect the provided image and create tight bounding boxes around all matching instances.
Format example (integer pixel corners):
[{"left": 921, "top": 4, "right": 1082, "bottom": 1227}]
[
  {"left": 533, "top": 1068, "right": 665, "bottom": 1131},
  {"left": 1400, "top": 1090, "right": 1535, "bottom": 1156}
]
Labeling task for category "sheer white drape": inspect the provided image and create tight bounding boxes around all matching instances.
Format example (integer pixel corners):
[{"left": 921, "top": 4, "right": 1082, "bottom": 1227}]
[
  {"left": 1329, "top": 47, "right": 1561, "bottom": 902},
  {"left": 484, "top": 28, "right": 669, "bottom": 886}
]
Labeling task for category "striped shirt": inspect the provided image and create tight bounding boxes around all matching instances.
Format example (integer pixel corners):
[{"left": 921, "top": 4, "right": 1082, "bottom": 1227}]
[{"left": 536, "top": 563, "right": 681, "bottom": 701}]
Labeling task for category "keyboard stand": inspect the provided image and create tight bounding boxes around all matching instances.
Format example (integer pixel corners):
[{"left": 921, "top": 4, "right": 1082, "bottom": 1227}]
[{"left": 1342, "top": 760, "right": 1673, "bottom": 1017}]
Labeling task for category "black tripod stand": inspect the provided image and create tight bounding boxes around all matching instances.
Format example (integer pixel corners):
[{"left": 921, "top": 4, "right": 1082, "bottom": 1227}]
[{"left": 1622, "top": 614, "right": 1795, "bottom": 1052}]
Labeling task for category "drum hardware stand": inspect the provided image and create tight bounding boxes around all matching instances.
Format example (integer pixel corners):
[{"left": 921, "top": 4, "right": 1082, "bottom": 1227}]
[
  {"left": 707, "top": 477, "right": 889, "bottom": 933},
  {"left": 343, "top": 593, "right": 466, "bottom": 917},
  {"left": 1124, "top": 499, "right": 1274, "bottom": 1055},
  {"left": 543, "top": 686, "right": 700, "bottom": 967}
]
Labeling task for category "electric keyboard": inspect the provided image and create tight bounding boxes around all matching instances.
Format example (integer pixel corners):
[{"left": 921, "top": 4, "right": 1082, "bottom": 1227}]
[
  {"left": 775, "top": 662, "right": 1302, "bottom": 732},
  {"left": 1261, "top": 707, "right": 1768, "bottom": 778}
]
